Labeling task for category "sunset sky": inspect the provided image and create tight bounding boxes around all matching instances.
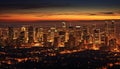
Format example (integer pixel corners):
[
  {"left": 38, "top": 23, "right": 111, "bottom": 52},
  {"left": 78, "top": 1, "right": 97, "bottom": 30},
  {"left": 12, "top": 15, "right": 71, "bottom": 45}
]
[{"left": 0, "top": 0, "right": 120, "bottom": 22}]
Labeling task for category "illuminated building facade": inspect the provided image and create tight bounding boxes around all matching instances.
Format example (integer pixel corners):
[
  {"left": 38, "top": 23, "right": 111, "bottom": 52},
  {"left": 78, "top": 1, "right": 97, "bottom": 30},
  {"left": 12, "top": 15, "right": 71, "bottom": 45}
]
[
  {"left": 8, "top": 27, "right": 14, "bottom": 41},
  {"left": 28, "top": 26, "right": 34, "bottom": 43},
  {"left": 0, "top": 20, "right": 119, "bottom": 51}
]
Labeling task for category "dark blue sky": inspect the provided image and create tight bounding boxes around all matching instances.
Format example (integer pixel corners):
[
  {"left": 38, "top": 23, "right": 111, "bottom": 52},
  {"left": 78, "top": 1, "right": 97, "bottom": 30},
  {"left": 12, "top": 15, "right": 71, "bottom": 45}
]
[{"left": 0, "top": 0, "right": 120, "bottom": 10}]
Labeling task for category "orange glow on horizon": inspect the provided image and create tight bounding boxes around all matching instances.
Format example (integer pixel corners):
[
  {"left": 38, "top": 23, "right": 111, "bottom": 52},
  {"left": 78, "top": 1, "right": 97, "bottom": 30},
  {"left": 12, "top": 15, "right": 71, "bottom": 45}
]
[{"left": 0, "top": 14, "right": 120, "bottom": 22}]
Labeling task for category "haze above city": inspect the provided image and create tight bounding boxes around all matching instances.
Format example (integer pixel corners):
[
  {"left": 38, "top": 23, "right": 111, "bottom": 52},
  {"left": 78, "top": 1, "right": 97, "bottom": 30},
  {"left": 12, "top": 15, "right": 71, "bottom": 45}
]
[{"left": 0, "top": 0, "right": 120, "bottom": 23}]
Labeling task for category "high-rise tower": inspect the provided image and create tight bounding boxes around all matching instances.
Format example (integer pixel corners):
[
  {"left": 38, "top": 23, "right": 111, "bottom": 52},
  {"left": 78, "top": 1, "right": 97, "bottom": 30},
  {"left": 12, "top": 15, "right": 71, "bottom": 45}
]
[{"left": 28, "top": 26, "right": 34, "bottom": 43}]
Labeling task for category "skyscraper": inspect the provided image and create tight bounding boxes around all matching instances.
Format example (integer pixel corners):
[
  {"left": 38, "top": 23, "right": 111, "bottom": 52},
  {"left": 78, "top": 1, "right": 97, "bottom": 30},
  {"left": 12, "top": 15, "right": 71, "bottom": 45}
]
[
  {"left": 75, "top": 26, "right": 82, "bottom": 46},
  {"left": 8, "top": 27, "right": 14, "bottom": 40},
  {"left": 110, "top": 20, "right": 116, "bottom": 38},
  {"left": 28, "top": 26, "right": 34, "bottom": 43},
  {"left": 43, "top": 33, "right": 48, "bottom": 47},
  {"left": 104, "top": 21, "right": 109, "bottom": 35},
  {"left": 59, "top": 31, "right": 66, "bottom": 47},
  {"left": 18, "top": 26, "right": 28, "bottom": 43},
  {"left": 93, "top": 29, "right": 101, "bottom": 45},
  {"left": 82, "top": 25, "right": 90, "bottom": 45}
]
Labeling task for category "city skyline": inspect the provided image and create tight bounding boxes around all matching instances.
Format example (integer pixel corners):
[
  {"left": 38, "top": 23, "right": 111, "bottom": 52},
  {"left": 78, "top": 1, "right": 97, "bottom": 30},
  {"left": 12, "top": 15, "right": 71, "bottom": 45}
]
[
  {"left": 0, "top": 0, "right": 120, "bottom": 69},
  {"left": 0, "top": 21, "right": 119, "bottom": 50},
  {"left": 0, "top": 0, "right": 120, "bottom": 22}
]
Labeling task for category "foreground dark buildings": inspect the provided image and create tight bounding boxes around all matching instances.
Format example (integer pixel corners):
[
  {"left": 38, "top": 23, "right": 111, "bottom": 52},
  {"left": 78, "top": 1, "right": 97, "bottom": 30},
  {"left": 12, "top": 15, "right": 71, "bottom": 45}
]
[{"left": 0, "top": 47, "right": 120, "bottom": 69}]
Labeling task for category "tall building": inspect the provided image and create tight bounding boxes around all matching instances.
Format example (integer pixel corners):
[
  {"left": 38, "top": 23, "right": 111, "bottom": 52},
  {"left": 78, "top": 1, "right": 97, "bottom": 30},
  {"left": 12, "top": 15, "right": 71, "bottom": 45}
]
[
  {"left": 68, "top": 33, "right": 76, "bottom": 49},
  {"left": 47, "top": 27, "right": 56, "bottom": 46},
  {"left": 13, "top": 28, "right": 19, "bottom": 40},
  {"left": 19, "top": 31, "right": 25, "bottom": 44},
  {"left": 101, "top": 33, "right": 108, "bottom": 46},
  {"left": 82, "top": 25, "right": 90, "bottom": 45},
  {"left": 37, "top": 28, "right": 44, "bottom": 43},
  {"left": 104, "top": 21, "right": 109, "bottom": 35},
  {"left": 110, "top": 20, "right": 116, "bottom": 38},
  {"left": 68, "top": 24, "right": 74, "bottom": 37},
  {"left": 62, "top": 22, "right": 67, "bottom": 29},
  {"left": 75, "top": 26, "right": 82, "bottom": 46},
  {"left": 68, "top": 25, "right": 76, "bottom": 48},
  {"left": 34, "top": 27, "right": 39, "bottom": 42},
  {"left": 59, "top": 31, "right": 66, "bottom": 47},
  {"left": 89, "top": 24, "right": 96, "bottom": 44},
  {"left": 8, "top": 27, "right": 14, "bottom": 40},
  {"left": 53, "top": 36, "right": 59, "bottom": 47},
  {"left": 43, "top": 33, "right": 48, "bottom": 47},
  {"left": 93, "top": 29, "right": 101, "bottom": 45},
  {"left": 91, "top": 24, "right": 96, "bottom": 34},
  {"left": 28, "top": 26, "right": 34, "bottom": 43},
  {"left": 109, "top": 39, "right": 116, "bottom": 46},
  {"left": 18, "top": 26, "right": 28, "bottom": 43}
]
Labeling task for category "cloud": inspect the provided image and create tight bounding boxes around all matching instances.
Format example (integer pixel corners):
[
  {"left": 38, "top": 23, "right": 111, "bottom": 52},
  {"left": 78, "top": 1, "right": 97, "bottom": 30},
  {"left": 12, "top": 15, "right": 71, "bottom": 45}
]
[
  {"left": 0, "top": 3, "right": 70, "bottom": 14},
  {"left": 100, "top": 12, "right": 115, "bottom": 15},
  {"left": 86, "top": 11, "right": 120, "bottom": 16},
  {"left": 88, "top": 14, "right": 97, "bottom": 15},
  {"left": 0, "top": 2, "right": 69, "bottom": 11}
]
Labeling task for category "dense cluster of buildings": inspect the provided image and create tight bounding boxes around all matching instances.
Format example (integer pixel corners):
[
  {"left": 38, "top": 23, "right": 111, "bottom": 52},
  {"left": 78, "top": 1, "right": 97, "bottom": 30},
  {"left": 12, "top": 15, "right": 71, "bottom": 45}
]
[{"left": 0, "top": 21, "right": 120, "bottom": 51}]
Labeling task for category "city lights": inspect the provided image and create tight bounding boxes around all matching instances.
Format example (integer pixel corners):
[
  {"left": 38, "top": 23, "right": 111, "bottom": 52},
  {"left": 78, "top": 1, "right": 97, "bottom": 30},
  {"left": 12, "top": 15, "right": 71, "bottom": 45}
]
[{"left": 0, "top": 0, "right": 120, "bottom": 68}]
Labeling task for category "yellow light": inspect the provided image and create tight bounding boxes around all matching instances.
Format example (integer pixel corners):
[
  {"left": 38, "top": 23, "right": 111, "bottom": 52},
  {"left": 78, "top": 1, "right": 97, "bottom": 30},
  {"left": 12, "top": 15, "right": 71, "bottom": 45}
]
[
  {"left": 0, "top": 14, "right": 120, "bottom": 21},
  {"left": 92, "top": 45, "right": 99, "bottom": 50}
]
